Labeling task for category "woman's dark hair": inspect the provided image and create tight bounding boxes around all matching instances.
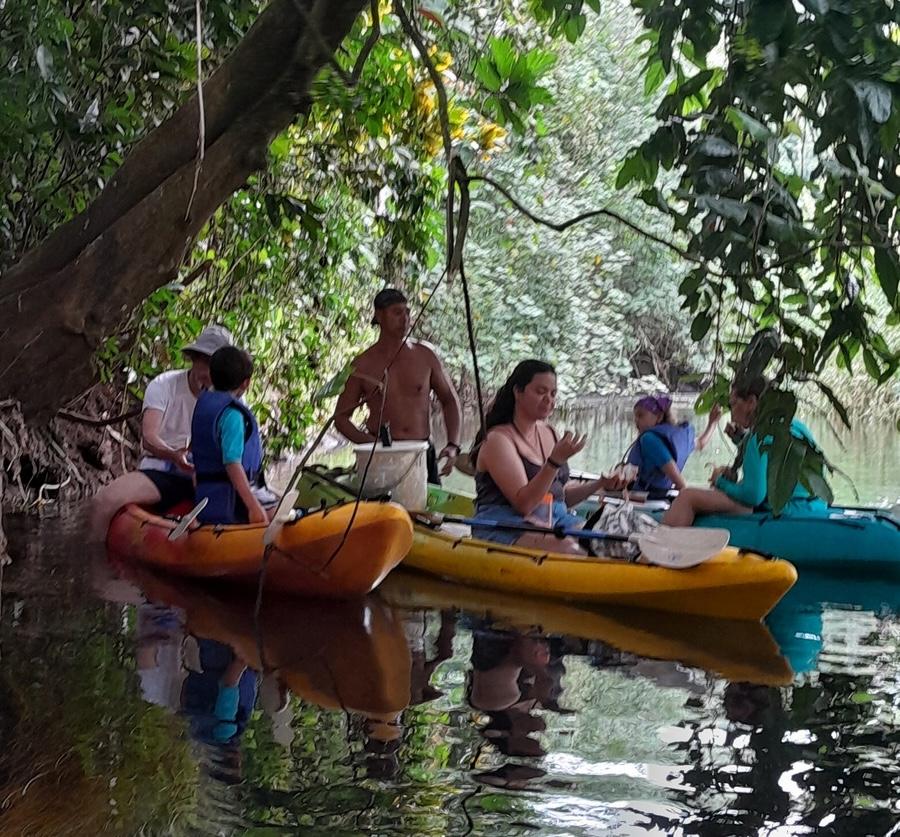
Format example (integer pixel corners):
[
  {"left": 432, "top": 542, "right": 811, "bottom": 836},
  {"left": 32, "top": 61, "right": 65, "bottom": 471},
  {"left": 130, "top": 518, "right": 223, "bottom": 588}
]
[
  {"left": 732, "top": 374, "right": 768, "bottom": 400},
  {"left": 485, "top": 360, "right": 556, "bottom": 430},
  {"left": 471, "top": 360, "right": 556, "bottom": 466}
]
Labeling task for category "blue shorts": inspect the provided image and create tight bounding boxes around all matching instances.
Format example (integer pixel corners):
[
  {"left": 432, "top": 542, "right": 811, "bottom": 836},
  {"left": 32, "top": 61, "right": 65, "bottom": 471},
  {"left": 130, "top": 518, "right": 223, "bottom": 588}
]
[{"left": 471, "top": 501, "right": 582, "bottom": 546}]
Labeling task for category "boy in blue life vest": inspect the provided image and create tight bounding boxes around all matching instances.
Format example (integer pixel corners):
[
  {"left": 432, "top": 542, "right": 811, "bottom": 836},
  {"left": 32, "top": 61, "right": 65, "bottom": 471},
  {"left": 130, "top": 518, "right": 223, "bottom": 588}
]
[
  {"left": 625, "top": 394, "right": 720, "bottom": 498},
  {"left": 191, "top": 346, "right": 268, "bottom": 525}
]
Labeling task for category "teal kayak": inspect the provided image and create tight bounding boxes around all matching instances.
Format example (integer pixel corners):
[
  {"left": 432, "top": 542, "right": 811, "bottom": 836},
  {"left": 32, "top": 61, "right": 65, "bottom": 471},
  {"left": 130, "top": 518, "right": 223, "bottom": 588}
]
[
  {"left": 578, "top": 499, "right": 900, "bottom": 569},
  {"left": 691, "top": 506, "right": 900, "bottom": 567}
]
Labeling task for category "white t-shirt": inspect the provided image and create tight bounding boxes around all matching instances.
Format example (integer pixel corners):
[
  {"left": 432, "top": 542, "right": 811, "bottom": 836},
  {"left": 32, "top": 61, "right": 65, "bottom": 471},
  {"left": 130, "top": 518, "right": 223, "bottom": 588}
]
[{"left": 139, "top": 369, "right": 197, "bottom": 472}]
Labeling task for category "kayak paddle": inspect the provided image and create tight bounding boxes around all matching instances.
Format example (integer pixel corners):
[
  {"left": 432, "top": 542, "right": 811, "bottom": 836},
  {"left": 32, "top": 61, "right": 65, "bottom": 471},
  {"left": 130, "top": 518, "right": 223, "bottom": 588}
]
[
  {"left": 263, "top": 474, "right": 300, "bottom": 546},
  {"left": 414, "top": 512, "right": 730, "bottom": 569},
  {"left": 168, "top": 497, "right": 208, "bottom": 541}
]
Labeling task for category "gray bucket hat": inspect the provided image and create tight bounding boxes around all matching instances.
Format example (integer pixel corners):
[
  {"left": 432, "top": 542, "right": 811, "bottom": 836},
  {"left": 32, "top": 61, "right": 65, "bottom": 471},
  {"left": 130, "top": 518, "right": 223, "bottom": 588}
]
[{"left": 183, "top": 324, "right": 233, "bottom": 357}]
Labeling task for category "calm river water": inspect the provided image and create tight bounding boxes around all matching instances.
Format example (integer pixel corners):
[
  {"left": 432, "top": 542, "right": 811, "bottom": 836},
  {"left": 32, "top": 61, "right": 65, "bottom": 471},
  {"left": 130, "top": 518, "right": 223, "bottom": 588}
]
[{"left": 1, "top": 405, "right": 898, "bottom": 835}]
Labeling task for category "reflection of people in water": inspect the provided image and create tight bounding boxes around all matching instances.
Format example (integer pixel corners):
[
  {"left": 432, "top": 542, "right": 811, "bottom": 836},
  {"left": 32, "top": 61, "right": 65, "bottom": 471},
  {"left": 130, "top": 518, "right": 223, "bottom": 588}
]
[
  {"left": 585, "top": 638, "right": 707, "bottom": 694},
  {"left": 358, "top": 609, "right": 455, "bottom": 780},
  {"left": 258, "top": 671, "right": 294, "bottom": 748},
  {"left": 405, "top": 609, "right": 456, "bottom": 706},
  {"left": 135, "top": 603, "right": 189, "bottom": 712},
  {"left": 182, "top": 639, "right": 259, "bottom": 748},
  {"left": 467, "top": 629, "right": 566, "bottom": 762},
  {"left": 361, "top": 712, "right": 404, "bottom": 780}
]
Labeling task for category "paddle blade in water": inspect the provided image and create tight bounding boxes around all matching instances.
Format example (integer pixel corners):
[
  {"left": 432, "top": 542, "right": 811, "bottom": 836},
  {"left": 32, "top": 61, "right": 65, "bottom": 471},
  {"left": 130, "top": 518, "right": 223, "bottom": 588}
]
[
  {"left": 636, "top": 526, "right": 731, "bottom": 569},
  {"left": 167, "top": 497, "right": 208, "bottom": 541},
  {"left": 263, "top": 488, "right": 299, "bottom": 546}
]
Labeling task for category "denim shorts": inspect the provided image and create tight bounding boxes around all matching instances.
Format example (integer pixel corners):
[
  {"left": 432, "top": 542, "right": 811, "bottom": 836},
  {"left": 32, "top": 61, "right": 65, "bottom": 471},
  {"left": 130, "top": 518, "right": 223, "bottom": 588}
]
[{"left": 471, "top": 501, "right": 582, "bottom": 546}]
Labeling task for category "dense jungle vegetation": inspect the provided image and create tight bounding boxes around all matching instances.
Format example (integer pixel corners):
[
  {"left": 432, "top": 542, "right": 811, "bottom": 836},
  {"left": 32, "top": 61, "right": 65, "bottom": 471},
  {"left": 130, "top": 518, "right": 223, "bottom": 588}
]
[{"left": 1, "top": 0, "right": 898, "bottom": 522}]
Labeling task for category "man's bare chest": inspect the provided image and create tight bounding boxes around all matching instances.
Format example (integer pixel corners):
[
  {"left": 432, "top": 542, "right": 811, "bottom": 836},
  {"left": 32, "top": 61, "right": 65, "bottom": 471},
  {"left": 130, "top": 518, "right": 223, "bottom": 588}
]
[{"left": 358, "top": 354, "right": 431, "bottom": 400}]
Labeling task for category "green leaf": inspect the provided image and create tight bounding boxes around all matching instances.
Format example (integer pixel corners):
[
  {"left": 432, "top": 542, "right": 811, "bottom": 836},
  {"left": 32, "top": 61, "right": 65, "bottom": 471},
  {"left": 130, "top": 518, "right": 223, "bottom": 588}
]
[
  {"left": 696, "top": 136, "right": 738, "bottom": 157},
  {"left": 798, "top": 444, "right": 835, "bottom": 504},
  {"left": 766, "top": 431, "right": 805, "bottom": 515},
  {"left": 863, "top": 349, "right": 881, "bottom": 380},
  {"left": 697, "top": 195, "right": 749, "bottom": 224},
  {"left": 725, "top": 106, "right": 775, "bottom": 142},
  {"left": 874, "top": 247, "right": 900, "bottom": 308},
  {"left": 490, "top": 37, "right": 516, "bottom": 79},
  {"left": 644, "top": 59, "right": 666, "bottom": 96},
  {"left": 851, "top": 80, "right": 893, "bottom": 124},
  {"left": 615, "top": 151, "right": 644, "bottom": 189},
  {"left": 679, "top": 272, "right": 703, "bottom": 296},
  {"left": 814, "top": 380, "right": 851, "bottom": 430},
  {"left": 691, "top": 311, "right": 713, "bottom": 341},
  {"left": 474, "top": 57, "right": 501, "bottom": 92},
  {"left": 313, "top": 363, "right": 354, "bottom": 403},
  {"left": 524, "top": 48, "right": 557, "bottom": 77}
]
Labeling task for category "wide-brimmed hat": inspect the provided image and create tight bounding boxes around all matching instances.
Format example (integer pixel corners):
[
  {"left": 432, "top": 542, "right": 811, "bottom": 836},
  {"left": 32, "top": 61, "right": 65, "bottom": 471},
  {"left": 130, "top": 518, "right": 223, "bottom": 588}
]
[{"left": 183, "top": 324, "right": 233, "bottom": 357}]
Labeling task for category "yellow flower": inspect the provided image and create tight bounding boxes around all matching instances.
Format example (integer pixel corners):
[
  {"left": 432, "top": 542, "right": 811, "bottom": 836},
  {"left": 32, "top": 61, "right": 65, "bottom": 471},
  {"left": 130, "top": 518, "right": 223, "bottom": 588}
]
[
  {"left": 478, "top": 123, "right": 507, "bottom": 150},
  {"left": 433, "top": 51, "right": 453, "bottom": 72}
]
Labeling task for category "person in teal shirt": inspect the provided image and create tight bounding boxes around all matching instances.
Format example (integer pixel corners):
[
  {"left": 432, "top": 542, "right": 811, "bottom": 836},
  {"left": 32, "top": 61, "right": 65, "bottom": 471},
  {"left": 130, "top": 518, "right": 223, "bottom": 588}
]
[
  {"left": 191, "top": 347, "right": 267, "bottom": 525},
  {"left": 663, "top": 375, "right": 824, "bottom": 526}
]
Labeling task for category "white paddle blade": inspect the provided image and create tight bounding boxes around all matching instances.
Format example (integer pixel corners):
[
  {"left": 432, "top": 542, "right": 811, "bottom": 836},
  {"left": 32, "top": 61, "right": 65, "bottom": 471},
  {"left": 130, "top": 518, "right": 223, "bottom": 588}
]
[
  {"left": 263, "top": 488, "right": 299, "bottom": 546},
  {"left": 635, "top": 526, "right": 730, "bottom": 569},
  {"left": 168, "top": 498, "right": 208, "bottom": 541}
]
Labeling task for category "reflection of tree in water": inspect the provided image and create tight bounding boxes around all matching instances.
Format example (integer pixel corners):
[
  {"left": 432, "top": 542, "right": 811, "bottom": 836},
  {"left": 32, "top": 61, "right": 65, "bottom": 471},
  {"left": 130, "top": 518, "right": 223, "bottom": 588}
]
[{"left": 670, "top": 617, "right": 900, "bottom": 836}]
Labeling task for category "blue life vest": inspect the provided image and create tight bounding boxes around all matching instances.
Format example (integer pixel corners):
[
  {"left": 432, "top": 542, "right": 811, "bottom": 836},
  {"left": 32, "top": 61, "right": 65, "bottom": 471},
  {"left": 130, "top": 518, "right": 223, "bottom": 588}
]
[
  {"left": 626, "top": 421, "right": 695, "bottom": 497},
  {"left": 191, "top": 390, "right": 263, "bottom": 525}
]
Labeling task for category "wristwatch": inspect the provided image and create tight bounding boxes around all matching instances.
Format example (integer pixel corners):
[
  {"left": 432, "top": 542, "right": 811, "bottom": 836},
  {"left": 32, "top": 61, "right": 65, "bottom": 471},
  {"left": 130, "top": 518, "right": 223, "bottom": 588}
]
[{"left": 445, "top": 442, "right": 461, "bottom": 455}]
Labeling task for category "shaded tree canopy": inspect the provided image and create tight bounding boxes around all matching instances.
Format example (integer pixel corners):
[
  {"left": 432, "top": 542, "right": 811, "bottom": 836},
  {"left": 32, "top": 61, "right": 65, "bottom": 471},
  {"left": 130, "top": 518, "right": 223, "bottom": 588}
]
[{"left": 1, "top": 0, "right": 897, "bottom": 446}]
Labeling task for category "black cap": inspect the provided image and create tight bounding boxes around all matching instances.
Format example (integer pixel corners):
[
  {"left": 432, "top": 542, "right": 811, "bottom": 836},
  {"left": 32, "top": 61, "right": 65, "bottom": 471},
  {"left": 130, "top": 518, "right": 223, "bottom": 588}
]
[{"left": 372, "top": 288, "right": 408, "bottom": 325}]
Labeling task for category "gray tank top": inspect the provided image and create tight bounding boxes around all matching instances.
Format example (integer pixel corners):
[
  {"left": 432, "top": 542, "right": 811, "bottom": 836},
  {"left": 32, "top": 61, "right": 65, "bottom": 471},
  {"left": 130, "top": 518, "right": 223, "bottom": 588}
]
[{"left": 475, "top": 428, "right": 570, "bottom": 511}]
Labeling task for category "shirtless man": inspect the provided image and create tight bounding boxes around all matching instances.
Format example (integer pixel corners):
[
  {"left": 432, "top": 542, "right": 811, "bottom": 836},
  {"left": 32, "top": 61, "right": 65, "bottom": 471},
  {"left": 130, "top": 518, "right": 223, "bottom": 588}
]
[{"left": 334, "top": 288, "right": 462, "bottom": 483}]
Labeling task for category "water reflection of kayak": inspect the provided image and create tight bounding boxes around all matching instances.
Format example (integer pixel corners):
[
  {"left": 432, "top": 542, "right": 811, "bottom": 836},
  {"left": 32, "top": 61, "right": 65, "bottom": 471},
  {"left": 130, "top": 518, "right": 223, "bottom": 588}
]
[
  {"left": 122, "top": 566, "right": 412, "bottom": 716},
  {"left": 379, "top": 570, "right": 793, "bottom": 686},
  {"left": 765, "top": 569, "right": 900, "bottom": 675}
]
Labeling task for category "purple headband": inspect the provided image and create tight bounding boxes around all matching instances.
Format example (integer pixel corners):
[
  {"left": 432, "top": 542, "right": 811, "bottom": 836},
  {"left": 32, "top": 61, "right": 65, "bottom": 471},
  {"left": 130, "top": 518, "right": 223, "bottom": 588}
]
[{"left": 635, "top": 393, "right": 672, "bottom": 415}]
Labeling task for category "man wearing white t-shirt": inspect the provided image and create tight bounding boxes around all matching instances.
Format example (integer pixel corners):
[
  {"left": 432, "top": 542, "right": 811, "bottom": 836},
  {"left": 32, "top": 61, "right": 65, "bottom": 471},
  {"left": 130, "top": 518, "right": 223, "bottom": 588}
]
[{"left": 89, "top": 325, "right": 233, "bottom": 539}]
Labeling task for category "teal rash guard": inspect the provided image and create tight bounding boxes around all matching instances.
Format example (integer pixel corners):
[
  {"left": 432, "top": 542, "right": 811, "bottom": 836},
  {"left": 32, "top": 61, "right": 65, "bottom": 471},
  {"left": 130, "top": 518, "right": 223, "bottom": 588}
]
[{"left": 714, "top": 418, "right": 818, "bottom": 509}]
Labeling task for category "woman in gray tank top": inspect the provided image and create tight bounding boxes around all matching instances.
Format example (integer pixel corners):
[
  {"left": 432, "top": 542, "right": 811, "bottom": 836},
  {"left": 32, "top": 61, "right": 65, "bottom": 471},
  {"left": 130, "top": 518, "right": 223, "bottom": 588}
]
[{"left": 471, "top": 360, "right": 625, "bottom": 554}]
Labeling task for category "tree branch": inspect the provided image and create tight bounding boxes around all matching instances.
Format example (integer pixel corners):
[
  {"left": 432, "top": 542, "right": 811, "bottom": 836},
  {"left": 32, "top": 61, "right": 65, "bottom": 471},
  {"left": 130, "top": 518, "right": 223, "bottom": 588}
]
[
  {"left": 291, "top": 0, "right": 353, "bottom": 85},
  {"left": 469, "top": 173, "right": 833, "bottom": 282},
  {"left": 57, "top": 407, "right": 142, "bottom": 427},
  {"left": 350, "top": 0, "right": 381, "bottom": 84},
  {"left": 395, "top": 1, "right": 452, "bottom": 159},
  {"left": 468, "top": 173, "right": 705, "bottom": 266}
]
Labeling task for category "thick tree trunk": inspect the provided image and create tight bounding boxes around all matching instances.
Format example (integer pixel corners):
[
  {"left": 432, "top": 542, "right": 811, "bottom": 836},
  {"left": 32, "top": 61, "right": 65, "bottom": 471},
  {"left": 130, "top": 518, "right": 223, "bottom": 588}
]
[{"left": 0, "top": 0, "right": 366, "bottom": 421}]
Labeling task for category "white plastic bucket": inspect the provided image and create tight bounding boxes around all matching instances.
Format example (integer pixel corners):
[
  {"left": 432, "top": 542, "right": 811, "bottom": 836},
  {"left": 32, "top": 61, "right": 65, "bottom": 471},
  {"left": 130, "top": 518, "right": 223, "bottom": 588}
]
[{"left": 352, "top": 440, "right": 429, "bottom": 511}]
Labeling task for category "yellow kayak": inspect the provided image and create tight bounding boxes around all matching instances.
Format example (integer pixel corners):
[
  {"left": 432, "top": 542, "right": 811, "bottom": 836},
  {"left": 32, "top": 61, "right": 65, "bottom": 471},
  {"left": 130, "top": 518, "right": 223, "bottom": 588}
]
[
  {"left": 379, "top": 570, "right": 793, "bottom": 686},
  {"left": 406, "top": 521, "right": 795, "bottom": 621},
  {"left": 297, "top": 468, "right": 797, "bottom": 621}
]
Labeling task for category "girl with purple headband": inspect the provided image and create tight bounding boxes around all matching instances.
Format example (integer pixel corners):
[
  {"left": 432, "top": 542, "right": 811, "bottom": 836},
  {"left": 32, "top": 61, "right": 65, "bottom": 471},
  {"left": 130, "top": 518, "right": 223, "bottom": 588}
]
[{"left": 625, "top": 393, "right": 720, "bottom": 498}]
